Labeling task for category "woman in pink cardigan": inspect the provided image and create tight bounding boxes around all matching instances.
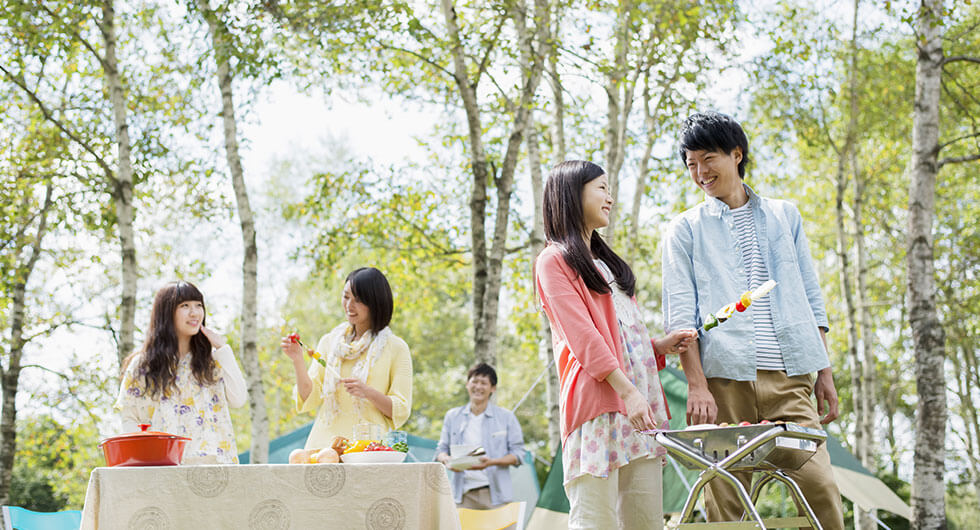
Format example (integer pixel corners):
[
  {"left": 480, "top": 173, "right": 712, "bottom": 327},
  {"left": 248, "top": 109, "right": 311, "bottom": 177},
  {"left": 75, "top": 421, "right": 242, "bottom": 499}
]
[{"left": 535, "top": 160, "right": 696, "bottom": 529}]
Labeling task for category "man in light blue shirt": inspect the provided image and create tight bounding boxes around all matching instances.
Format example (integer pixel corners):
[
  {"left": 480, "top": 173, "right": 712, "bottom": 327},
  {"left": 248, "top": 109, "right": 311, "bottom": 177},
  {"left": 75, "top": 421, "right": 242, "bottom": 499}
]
[
  {"left": 436, "top": 363, "right": 525, "bottom": 509},
  {"left": 662, "top": 112, "right": 844, "bottom": 529}
]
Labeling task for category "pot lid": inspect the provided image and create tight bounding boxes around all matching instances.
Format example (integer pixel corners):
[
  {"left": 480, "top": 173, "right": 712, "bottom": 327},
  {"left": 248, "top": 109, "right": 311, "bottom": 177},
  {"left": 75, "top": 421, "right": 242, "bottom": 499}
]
[{"left": 101, "top": 423, "right": 191, "bottom": 443}]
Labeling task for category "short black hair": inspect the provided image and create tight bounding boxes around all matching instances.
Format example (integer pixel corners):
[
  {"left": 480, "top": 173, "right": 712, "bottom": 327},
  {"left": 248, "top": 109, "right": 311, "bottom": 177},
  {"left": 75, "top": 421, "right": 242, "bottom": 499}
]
[
  {"left": 345, "top": 267, "right": 393, "bottom": 333},
  {"left": 679, "top": 111, "right": 751, "bottom": 178},
  {"left": 467, "top": 362, "right": 497, "bottom": 386}
]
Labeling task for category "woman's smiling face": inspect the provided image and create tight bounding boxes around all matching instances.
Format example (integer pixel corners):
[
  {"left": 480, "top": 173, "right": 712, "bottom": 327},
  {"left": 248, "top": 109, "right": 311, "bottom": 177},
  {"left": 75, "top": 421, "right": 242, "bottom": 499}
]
[
  {"left": 342, "top": 282, "right": 372, "bottom": 334},
  {"left": 173, "top": 300, "right": 204, "bottom": 341},
  {"left": 581, "top": 173, "right": 613, "bottom": 234}
]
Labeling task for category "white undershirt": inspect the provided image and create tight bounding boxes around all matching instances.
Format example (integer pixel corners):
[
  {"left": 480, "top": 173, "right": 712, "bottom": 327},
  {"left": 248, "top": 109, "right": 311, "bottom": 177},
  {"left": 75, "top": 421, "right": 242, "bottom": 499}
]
[{"left": 462, "top": 410, "right": 489, "bottom": 492}]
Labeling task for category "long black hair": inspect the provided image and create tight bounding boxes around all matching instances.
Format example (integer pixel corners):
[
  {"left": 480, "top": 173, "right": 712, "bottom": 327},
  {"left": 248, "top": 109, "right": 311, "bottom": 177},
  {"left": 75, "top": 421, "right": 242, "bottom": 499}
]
[
  {"left": 136, "top": 281, "right": 217, "bottom": 398},
  {"left": 542, "top": 160, "right": 635, "bottom": 296}
]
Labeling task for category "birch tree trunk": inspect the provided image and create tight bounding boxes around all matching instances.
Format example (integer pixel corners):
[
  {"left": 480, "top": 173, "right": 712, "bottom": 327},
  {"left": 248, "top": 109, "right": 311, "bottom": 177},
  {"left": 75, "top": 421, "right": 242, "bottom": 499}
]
[
  {"left": 837, "top": 8, "right": 876, "bottom": 529},
  {"left": 516, "top": 0, "right": 560, "bottom": 450},
  {"left": 100, "top": 0, "right": 138, "bottom": 368},
  {"left": 545, "top": 10, "right": 565, "bottom": 162},
  {"left": 0, "top": 184, "right": 53, "bottom": 506},
  {"left": 195, "top": 0, "right": 268, "bottom": 463},
  {"left": 527, "top": 120, "right": 559, "bottom": 450},
  {"left": 441, "top": 0, "right": 545, "bottom": 365},
  {"left": 601, "top": 2, "right": 635, "bottom": 243},
  {"left": 951, "top": 340, "right": 980, "bottom": 501},
  {"left": 907, "top": 0, "right": 948, "bottom": 526},
  {"left": 540, "top": 6, "right": 563, "bottom": 448}
]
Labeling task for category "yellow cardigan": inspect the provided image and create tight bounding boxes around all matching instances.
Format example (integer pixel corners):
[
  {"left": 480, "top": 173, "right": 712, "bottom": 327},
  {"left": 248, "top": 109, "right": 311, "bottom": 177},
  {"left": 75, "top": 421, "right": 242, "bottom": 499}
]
[{"left": 294, "top": 330, "right": 413, "bottom": 449}]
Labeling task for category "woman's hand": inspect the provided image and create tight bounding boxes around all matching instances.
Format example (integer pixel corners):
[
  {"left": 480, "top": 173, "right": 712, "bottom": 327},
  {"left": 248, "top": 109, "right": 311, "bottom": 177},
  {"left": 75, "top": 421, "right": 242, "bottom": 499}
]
[
  {"left": 341, "top": 378, "right": 372, "bottom": 399},
  {"left": 280, "top": 336, "right": 305, "bottom": 362},
  {"left": 200, "top": 326, "right": 227, "bottom": 349},
  {"left": 623, "top": 388, "right": 656, "bottom": 431},
  {"left": 343, "top": 378, "right": 394, "bottom": 418},
  {"left": 655, "top": 328, "right": 697, "bottom": 355}
]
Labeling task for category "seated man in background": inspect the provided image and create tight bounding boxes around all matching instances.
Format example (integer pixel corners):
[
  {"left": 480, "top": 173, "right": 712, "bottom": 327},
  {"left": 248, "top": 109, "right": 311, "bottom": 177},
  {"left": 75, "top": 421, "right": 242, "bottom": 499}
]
[{"left": 436, "top": 363, "right": 526, "bottom": 509}]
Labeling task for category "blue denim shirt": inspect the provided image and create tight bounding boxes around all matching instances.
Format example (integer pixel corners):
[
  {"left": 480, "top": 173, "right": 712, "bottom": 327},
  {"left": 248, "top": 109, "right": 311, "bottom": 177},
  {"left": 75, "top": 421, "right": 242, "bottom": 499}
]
[
  {"left": 662, "top": 185, "right": 831, "bottom": 380},
  {"left": 436, "top": 402, "right": 525, "bottom": 505}
]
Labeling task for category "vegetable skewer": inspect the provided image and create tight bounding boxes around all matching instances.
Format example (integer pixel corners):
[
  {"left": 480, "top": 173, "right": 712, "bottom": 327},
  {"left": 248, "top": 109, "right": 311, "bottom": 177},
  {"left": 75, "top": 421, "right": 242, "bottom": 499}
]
[{"left": 700, "top": 280, "right": 777, "bottom": 332}]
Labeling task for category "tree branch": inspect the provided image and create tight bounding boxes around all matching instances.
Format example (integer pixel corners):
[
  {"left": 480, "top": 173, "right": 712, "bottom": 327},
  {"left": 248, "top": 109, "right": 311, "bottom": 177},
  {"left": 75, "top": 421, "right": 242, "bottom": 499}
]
[
  {"left": 942, "top": 55, "right": 980, "bottom": 66},
  {"left": 471, "top": 14, "right": 507, "bottom": 90},
  {"left": 35, "top": 1, "right": 110, "bottom": 72},
  {"left": 0, "top": 63, "right": 115, "bottom": 180},
  {"left": 939, "top": 131, "right": 980, "bottom": 150},
  {"left": 371, "top": 38, "right": 454, "bottom": 78},
  {"left": 939, "top": 153, "right": 980, "bottom": 167}
]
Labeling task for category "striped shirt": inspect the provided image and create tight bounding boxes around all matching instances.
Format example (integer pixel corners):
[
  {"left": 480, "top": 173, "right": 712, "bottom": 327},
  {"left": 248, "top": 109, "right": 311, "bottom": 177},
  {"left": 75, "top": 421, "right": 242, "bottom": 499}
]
[{"left": 731, "top": 204, "right": 785, "bottom": 370}]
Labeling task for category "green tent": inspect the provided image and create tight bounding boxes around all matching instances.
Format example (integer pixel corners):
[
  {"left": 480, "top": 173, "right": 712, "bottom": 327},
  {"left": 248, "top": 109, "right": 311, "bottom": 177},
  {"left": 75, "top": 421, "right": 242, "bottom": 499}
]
[{"left": 526, "top": 366, "right": 911, "bottom": 528}]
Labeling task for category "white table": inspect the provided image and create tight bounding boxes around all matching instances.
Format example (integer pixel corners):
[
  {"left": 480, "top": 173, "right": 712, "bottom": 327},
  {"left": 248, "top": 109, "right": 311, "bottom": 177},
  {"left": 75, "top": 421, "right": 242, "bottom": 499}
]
[{"left": 80, "top": 462, "right": 460, "bottom": 529}]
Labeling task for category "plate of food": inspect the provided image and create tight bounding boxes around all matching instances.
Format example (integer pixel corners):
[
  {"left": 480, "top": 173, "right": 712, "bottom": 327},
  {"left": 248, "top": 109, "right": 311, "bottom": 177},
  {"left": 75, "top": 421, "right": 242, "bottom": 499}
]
[{"left": 341, "top": 451, "right": 407, "bottom": 464}]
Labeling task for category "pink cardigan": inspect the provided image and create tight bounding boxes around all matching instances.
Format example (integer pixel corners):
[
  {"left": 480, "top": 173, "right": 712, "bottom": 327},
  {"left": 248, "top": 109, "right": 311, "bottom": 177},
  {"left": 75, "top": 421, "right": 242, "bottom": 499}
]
[{"left": 535, "top": 244, "right": 668, "bottom": 443}]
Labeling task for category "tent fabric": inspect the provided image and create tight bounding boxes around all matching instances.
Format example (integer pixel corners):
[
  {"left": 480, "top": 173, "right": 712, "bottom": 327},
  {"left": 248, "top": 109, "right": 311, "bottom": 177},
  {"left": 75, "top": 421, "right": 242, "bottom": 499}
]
[{"left": 833, "top": 466, "right": 912, "bottom": 520}]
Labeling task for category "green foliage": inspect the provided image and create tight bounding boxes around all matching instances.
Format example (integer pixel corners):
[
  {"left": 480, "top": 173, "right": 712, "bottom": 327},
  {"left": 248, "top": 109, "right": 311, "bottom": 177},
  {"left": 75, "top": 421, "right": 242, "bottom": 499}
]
[{"left": 13, "top": 413, "right": 105, "bottom": 510}]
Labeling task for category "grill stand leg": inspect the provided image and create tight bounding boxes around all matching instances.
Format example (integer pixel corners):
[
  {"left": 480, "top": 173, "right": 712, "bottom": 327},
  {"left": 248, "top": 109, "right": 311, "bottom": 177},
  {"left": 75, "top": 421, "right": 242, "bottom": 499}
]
[
  {"left": 745, "top": 471, "right": 822, "bottom": 530},
  {"left": 679, "top": 464, "right": 765, "bottom": 526}
]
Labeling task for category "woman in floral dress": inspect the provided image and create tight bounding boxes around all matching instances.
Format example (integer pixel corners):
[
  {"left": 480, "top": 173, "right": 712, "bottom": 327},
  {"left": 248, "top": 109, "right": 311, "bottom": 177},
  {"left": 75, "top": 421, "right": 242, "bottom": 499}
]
[
  {"left": 116, "top": 281, "right": 247, "bottom": 464},
  {"left": 535, "top": 160, "right": 696, "bottom": 528}
]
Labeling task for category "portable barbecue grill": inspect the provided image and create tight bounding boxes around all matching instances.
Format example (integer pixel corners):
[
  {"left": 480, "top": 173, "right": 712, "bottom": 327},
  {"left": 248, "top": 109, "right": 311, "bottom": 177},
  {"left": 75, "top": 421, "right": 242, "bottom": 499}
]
[{"left": 647, "top": 423, "right": 827, "bottom": 529}]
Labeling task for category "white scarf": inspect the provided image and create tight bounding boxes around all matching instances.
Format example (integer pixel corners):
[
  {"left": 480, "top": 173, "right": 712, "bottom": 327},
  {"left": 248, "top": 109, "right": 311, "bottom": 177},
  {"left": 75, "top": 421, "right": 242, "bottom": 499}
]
[{"left": 319, "top": 323, "right": 393, "bottom": 427}]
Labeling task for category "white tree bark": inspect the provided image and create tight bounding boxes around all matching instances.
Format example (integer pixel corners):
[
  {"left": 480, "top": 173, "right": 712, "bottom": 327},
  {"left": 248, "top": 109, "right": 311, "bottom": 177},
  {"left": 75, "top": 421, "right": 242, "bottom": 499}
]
[
  {"left": 534, "top": 4, "right": 563, "bottom": 448},
  {"left": 100, "top": 0, "right": 138, "bottom": 368},
  {"left": 601, "top": 2, "right": 635, "bottom": 243},
  {"left": 0, "top": 184, "right": 52, "bottom": 506},
  {"left": 907, "top": 0, "right": 948, "bottom": 527},
  {"left": 441, "top": 0, "right": 546, "bottom": 365},
  {"left": 195, "top": 0, "right": 268, "bottom": 463}
]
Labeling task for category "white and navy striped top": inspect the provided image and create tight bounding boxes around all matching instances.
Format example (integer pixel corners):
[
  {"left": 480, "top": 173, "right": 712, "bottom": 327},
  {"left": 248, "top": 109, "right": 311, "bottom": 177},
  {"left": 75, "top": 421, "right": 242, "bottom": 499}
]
[{"left": 731, "top": 204, "right": 785, "bottom": 371}]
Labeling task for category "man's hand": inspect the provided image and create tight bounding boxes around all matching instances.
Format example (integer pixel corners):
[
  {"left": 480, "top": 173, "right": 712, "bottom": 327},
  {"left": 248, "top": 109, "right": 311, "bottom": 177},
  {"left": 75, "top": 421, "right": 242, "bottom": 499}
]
[
  {"left": 468, "top": 456, "right": 491, "bottom": 471},
  {"left": 686, "top": 385, "right": 718, "bottom": 425},
  {"left": 814, "top": 367, "right": 839, "bottom": 424}
]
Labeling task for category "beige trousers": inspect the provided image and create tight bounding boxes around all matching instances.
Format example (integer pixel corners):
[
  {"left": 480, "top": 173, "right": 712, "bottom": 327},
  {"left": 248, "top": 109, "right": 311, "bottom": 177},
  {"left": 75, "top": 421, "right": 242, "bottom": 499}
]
[
  {"left": 704, "top": 371, "right": 845, "bottom": 530},
  {"left": 458, "top": 486, "right": 495, "bottom": 510},
  {"left": 564, "top": 456, "right": 663, "bottom": 530}
]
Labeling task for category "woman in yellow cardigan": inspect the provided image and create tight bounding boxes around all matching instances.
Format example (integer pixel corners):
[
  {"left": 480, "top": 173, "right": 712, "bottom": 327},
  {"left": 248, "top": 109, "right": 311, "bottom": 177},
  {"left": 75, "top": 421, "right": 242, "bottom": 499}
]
[{"left": 281, "top": 267, "right": 413, "bottom": 450}]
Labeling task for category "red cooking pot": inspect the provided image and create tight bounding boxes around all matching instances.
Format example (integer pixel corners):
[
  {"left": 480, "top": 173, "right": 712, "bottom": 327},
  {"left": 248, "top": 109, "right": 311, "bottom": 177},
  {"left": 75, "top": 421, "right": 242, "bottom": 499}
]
[{"left": 99, "top": 424, "right": 191, "bottom": 467}]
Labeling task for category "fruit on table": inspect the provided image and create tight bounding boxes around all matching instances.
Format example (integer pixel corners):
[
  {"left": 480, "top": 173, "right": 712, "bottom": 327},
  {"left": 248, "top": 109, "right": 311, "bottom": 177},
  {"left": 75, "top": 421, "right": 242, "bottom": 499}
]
[
  {"left": 343, "top": 440, "right": 377, "bottom": 454},
  {"left": 311, "top": 447, "right": 339, "bottom": 464},
  {"left": 738, "top": 421, "right": 752, "bottom": 426},
  {"left": 364, "top": 442, "right": 396, "bottom": 452},
  {"left": 289, "top": 448, "right": 316, "bottom": 464},
  {"left": 391, "top": 441, "right": 409, "bottom": 453}
]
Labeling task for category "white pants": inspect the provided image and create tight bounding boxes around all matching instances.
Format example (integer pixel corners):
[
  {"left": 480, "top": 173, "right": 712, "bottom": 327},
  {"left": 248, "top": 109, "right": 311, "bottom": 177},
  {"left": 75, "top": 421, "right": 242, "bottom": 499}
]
[{"left": 564, "top": 456, "right": 663, "bottom": 530}]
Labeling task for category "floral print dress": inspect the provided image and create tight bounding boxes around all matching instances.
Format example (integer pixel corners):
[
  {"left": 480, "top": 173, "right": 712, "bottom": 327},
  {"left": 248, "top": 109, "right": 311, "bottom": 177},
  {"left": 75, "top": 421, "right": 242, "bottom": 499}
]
[
  {"left": 562, "top": 260, "right": 669, "bottom": 484},
  {"left": 116, "top": 345, "right": 240, "bottom": 464}
]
